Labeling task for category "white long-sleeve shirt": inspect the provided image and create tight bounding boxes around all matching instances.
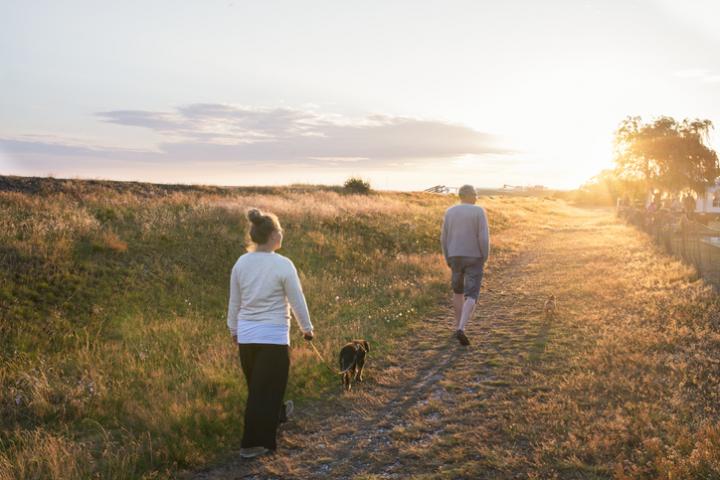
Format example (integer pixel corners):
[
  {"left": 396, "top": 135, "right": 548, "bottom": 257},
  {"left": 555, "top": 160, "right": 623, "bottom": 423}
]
[{"left": 226, "top": 251, "right": 313, "bottom": 345}]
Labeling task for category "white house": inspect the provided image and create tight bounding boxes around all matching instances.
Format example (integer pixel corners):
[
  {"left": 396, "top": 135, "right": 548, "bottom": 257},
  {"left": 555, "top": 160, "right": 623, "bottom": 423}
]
[{"left": 696, "top": 178, "right": 720, "bottom": 214}]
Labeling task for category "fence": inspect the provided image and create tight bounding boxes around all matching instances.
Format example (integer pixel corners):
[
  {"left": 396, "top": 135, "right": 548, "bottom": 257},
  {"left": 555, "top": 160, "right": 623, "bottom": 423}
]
[{"left": 618, "top": 206, "right": 720, "bottom": 289}]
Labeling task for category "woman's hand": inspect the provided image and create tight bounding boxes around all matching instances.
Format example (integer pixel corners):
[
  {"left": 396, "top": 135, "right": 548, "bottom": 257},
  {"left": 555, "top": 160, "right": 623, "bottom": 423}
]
[
  {"left": 232, "top": 335, "right": 237, "bottom": 344},
  {"left": 303, "top": 331, "right": 314, "bottom": 341}
]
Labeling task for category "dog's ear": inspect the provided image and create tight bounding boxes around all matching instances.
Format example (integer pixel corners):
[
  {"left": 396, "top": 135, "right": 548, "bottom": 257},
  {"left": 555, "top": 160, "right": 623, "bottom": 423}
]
[{"left": 363, "top": 340, "right": 370, "bottom": 353}]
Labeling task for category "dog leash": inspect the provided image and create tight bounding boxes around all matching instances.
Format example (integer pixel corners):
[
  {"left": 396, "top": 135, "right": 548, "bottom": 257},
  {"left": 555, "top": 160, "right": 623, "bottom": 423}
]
[{"left": 307, "top": 341, "right": 353, "bottom": 376}]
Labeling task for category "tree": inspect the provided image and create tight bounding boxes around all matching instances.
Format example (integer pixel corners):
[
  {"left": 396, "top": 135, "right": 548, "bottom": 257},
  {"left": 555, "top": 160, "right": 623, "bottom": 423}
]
[{"left": 614, "top": 116, "right": 719, "bottom": 195}]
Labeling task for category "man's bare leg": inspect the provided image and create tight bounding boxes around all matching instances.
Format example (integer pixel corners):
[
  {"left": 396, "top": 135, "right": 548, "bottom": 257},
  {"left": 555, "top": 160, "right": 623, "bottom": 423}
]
[
  {"left": 458, "top": 297, "right": 477, "bottom": 332},
  {"left": 453, "top": 293, "right": 464, "bottom": 330}
]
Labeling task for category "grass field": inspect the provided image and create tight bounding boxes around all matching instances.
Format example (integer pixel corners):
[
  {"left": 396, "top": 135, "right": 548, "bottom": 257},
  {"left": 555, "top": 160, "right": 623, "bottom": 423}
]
[
  {"left": 0, "top": 176, "right": 523, "bottom": 479},
  {"left": 2, "top": 176, "right": 720, "bottom": 479},
  {"left": 190, "top": 201, "right": 720, "bottom": 480}
]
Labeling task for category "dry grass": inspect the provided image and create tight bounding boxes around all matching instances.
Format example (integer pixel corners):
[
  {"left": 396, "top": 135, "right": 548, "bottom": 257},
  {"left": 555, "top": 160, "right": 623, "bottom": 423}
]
[
  {"left": 191, "top": 205, "right": 720, "bottom": 480},
  {"left": 0, "top": 177, "right": 554, "bottom": 479},
  {"left": 6, "top": 177, "right": 717, "bottom": 479}
]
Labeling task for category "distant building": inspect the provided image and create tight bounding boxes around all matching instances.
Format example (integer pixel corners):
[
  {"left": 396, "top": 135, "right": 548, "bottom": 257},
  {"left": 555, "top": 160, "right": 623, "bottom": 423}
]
[{"left": 696, "top": 179, "right": 720, "bottom": 214}]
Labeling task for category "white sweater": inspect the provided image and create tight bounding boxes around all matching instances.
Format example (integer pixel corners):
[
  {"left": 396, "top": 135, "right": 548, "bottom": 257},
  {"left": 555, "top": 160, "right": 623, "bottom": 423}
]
[{"left": 226, "top": 251, "right": 313, "bottom": 345}]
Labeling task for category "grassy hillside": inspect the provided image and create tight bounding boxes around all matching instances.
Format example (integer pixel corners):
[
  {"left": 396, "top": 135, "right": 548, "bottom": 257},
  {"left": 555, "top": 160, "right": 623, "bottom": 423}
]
[{"left": 0, "top": 176, "right": 553, "bottom": 479}]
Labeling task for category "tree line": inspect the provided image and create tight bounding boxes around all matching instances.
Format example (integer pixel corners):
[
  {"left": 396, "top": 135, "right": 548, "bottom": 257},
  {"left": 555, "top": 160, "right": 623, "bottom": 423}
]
[{"left": 576, "top": 116, "right": 720, "bottom": 205}]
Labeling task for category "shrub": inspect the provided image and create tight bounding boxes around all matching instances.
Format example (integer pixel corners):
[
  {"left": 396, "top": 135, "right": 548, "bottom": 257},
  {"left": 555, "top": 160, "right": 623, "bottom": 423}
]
[{"left": 343, "top": 177, "right": 371, "bottom": 195}]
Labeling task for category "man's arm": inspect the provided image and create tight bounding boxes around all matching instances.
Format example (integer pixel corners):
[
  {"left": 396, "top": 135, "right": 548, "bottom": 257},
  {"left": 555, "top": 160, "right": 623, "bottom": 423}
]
[
  {"left": 440, "top": 213, "right": 449, "bottom": 265},
  {"left": 478, "top": 208, "right": 490, "bottom": 262}
]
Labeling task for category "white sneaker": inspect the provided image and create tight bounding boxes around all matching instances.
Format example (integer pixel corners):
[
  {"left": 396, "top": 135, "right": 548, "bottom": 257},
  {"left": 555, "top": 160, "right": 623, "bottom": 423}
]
[
  {"left": 284, "top": 400, "right": 294, "bottom": 420},
  {"left": 239, "top": 446, "right": 269, "bottom": 459}
]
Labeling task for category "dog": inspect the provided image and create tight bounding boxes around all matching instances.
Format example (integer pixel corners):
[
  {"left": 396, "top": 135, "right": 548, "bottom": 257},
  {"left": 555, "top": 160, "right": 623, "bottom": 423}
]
[
  {"left": 544, "top": 294, "right": 557, "bottom": 319},
  {"left": 339, "top": 339, "right": 369, "bottom": 391}
]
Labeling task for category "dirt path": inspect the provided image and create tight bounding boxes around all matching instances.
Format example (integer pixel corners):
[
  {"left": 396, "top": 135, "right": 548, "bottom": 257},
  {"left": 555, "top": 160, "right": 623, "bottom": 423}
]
[{"left": 186, "top": 207, "right": 623, "bottom": 479}]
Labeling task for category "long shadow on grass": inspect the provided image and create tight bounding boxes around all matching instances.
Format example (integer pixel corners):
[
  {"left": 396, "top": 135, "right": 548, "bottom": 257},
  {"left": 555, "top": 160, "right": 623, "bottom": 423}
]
[{"left": 527, "top": 318, "right": 552, "bottom": 364}]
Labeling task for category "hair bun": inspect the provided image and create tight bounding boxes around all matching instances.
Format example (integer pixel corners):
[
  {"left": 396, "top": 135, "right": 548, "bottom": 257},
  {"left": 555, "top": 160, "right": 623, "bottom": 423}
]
[{"left": 247, "top": 208, "right": 264, "bottom": 224}]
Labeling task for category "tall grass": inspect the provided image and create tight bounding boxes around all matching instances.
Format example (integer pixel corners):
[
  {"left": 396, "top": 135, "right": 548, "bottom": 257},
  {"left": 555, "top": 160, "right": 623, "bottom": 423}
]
[{"left": 0, "top": 178, "right": 537, "bottom": 479}]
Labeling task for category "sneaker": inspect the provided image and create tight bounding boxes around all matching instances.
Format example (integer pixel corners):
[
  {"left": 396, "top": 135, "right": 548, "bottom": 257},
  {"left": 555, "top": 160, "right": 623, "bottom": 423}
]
[
  {"left": 279, "top": 400, "right": 294, "bottom": 423},
  {"left": 239, "top": 446, "right": 269, "bottom": 459},
  {"left": 455, "top": 329, "right": 470, "bottom": 346}
]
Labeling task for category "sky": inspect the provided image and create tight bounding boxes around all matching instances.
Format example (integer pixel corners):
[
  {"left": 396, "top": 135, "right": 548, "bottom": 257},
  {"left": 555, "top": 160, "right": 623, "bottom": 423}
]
[{"left": 1, "top": 0, "right": 720, "bottom": 191}]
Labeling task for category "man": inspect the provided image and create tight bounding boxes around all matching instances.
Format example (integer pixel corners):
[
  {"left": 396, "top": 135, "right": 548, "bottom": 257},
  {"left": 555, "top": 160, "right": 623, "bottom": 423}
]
[{"left": 441, "top": 184, "right": 490, "bottom": 346}]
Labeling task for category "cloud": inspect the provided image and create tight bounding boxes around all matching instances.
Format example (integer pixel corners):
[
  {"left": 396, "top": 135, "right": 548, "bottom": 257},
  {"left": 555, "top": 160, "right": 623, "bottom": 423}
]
[
  {"left": 3, "top": 104, "right": 515, "bottom": 170},
  {"left": 674, "top": 68, "right": 720, "bottom": 83},
  {"left": 0, "top": 134, "right": 156, "bottom": 159}
]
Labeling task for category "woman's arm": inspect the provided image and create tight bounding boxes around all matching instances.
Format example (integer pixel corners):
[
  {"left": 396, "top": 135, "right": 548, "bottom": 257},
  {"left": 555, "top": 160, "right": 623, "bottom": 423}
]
[
  {"left": 282, "top": 261, "right": 314, "bottom": 334},
  {"left": 226, "top": 265, "right": 241, "bottom": 338}
]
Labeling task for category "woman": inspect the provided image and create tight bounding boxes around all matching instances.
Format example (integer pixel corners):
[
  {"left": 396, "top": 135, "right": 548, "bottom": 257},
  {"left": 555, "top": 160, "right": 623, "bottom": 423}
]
[{"left": 226, "top": 208, "right": 314, "bottom": 459}]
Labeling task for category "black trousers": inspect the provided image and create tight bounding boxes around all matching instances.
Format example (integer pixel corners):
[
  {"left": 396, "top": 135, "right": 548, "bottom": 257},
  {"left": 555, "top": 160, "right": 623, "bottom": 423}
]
[{"left": 238, "top": 343, "right": 290, "bottom": 450}]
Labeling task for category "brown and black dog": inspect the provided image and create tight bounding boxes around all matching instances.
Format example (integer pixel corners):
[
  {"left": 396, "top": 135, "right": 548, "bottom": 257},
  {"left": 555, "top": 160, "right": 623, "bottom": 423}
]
[{"left": 339, "top": 339, "right": 369, "bottom": 391}]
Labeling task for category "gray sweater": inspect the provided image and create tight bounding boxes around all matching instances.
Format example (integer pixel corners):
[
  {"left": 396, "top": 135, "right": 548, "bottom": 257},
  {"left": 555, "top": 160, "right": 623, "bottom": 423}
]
[{"left": 441, "top": 203, "right": 490, "bottom": 262}]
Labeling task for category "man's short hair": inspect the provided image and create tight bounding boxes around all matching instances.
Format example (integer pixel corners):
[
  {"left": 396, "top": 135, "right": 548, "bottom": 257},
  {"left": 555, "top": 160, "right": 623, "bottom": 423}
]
[{"left": 458, "top": 185, "right": 476, "bottom": 198}]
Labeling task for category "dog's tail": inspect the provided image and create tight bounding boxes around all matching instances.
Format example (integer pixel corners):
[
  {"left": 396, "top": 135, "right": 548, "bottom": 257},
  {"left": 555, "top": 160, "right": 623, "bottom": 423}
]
[
  {"left": 339, "top": 353, "right": 357, "bottom": 375},
  {"left": 338, "top": 365, "right": 354, "bottom": 375},
  {"left": 308, "top": 341, "right": 353, "bottom": 376}
]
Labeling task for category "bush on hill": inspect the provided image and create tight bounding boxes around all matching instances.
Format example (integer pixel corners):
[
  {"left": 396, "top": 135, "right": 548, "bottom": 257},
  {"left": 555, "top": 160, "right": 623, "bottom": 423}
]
[{"left": 343, "top": 177, "right": 371, "bottom": 194}]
